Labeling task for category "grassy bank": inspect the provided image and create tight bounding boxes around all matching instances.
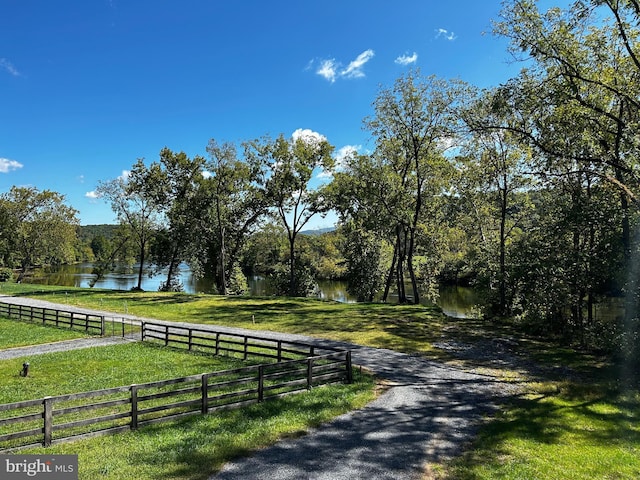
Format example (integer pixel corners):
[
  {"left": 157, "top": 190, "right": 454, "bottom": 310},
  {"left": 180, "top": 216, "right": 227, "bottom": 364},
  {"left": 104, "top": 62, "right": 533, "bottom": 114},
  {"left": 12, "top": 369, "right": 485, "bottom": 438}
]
[
  {"left": 439, "top": 382, "right": 640, "bottom": 479},
  {"left": 2, "top": 282, "right": 639, "bottom": 479},
  {"left": 0, "top": 283, "right": 446, "bottom": 355},
  {"left": 0, "top": 337, "right": 375, "bottom": 479},
  {"left": 0, "top": 317, "right": 88, "bottom": 349}
]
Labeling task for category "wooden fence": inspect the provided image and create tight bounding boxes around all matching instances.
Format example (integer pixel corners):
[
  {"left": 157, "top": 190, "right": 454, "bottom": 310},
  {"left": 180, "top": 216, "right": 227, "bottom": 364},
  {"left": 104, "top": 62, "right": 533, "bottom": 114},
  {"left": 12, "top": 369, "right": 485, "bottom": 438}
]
[
  {"left": 141, "top": 321, "right": 335, "bottom": 361},
  {"left": 0, "top": 301, "right": 104, "bottom": 336},
  {"left": 0, "top": 323, "right": 353, "bottom": 450}
]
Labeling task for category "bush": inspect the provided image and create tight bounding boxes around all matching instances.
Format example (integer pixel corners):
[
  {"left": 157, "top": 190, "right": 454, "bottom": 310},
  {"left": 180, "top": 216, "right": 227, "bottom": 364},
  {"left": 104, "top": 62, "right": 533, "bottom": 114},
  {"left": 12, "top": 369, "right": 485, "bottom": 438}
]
[{"left": 0, "top": 268, "right": 14, "bottom": 282}]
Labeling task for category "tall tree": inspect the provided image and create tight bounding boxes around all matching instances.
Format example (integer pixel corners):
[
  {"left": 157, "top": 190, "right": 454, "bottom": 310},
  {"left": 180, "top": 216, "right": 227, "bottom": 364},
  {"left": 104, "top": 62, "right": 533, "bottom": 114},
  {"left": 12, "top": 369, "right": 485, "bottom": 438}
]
[
  {"left": 97, "top": 161, "right": 163, "bottom": 290},
  {"left": 202, "top": 139, "right": 269, "bottom": 294},
  {"left": 246, "top": 131, "right": 334, "bottom": 296},
  {"left": 364, "top": 70, "right": 467, "bottom": 304},
  {"left": 0, "top": 186, "right": 78, "bottom": 279},
  {"left": 460, "top": 88, "right": 534, "bottom": 315},
  {"left": 147, "top": 148, "right": 207, "bottom": 292}
]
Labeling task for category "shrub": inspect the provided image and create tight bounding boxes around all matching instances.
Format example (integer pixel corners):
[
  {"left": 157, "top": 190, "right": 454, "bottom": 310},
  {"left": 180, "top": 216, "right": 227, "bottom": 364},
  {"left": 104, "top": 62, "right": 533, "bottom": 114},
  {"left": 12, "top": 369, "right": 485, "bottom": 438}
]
[{"left": 0, "top": 268, "right": 14, "bottom": 282}]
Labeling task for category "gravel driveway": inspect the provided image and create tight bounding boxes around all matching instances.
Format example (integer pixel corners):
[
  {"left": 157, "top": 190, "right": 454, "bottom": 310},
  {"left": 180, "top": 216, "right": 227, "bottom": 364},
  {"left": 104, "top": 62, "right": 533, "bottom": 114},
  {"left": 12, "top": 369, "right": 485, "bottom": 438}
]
[{"left": 0, "top": 295, "right": 514, "bottom": 479}]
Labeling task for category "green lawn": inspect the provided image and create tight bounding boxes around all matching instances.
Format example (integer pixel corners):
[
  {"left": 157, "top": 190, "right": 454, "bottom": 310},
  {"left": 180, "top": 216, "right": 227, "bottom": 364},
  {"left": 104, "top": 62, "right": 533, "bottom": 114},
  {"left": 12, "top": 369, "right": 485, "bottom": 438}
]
[
  {"left": 0, "top": 338, "right": 375, "bottom": 480},
  {"left": 2, "top": 282, "right": 639, "bottom": 479},
  {"left": 1, "top": 283, "right": 446, "bottom": 355},
  {"left": 0, "top": 317, "right": 88, "bottom": 349},
  {"left": 0, "top": 342, "right": 254, "bottom": 403},
  {"left": 441, "top": 383, "right": 640, "bottom": 479}
]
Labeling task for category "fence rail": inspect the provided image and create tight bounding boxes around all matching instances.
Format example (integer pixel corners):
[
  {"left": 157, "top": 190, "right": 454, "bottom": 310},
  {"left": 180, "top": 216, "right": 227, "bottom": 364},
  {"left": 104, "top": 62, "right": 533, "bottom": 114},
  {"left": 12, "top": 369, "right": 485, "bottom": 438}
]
[
  {"left": 0, "top": 317, "right": 353, "bottom": 451},
  {"left": 0, "top": 351, "right": 352, "bottom": 450},
  {"left": 0, "top": 301, "right": 104, "bottom": 336},
  {"left": 141, "top": 321, "right": 336, "bottom": 361}
]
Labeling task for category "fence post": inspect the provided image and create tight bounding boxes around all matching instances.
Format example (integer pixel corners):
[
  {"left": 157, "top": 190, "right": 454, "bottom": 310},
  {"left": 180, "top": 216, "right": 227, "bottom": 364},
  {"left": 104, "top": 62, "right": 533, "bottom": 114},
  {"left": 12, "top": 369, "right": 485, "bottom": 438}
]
[
  {"left": 258, "top": 366, "right": 264, "bottom": 402},
  {"left": 345, "top": 351, "right": 353, "bottom": 384},
  {"left": 141, "top": 321, "right": 146, "bottom": 341},
  {"left": 243, "top": 337, "right": 248, "bottom": 360},
  {"left": 188, "top": 329, "right": 193, "bottom": 351},
  {"left": 43, "top": 397, "right": 53, "bottom": 447},
  {"left": 130, "top": 385, "right": 138, "bottom": 430},
  {"left": 101, "top": 316, "right": 105, "bottom": 336},
  {"left": 277, "top": 341, "right": 282, "bottom": 362},
  {"left": 215, "top": 333, "right": 220, "bottom": 356},
  {"left": 201, "top": 374, "right": 209, "bottom": 413},
  {"left": 165, "top": 325, "right": 169, "bottom": 346},
  {"left": 307, "top": 358, "right": 314, "bottom": 390}
]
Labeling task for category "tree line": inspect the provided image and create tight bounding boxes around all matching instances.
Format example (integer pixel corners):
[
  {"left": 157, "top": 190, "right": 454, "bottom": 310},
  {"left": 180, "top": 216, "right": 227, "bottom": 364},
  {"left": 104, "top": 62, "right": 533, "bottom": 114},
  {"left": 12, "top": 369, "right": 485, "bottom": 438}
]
[{"left": 1, "top": 0, "right": 640, "bottom": 360}]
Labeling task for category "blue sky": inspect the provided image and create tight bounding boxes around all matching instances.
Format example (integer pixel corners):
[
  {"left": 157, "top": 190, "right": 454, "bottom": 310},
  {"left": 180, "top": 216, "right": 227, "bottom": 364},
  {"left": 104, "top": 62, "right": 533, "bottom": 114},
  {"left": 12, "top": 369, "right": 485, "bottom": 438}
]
[{"left": 0, "top": 0, "right": 564, "bottom": 228}]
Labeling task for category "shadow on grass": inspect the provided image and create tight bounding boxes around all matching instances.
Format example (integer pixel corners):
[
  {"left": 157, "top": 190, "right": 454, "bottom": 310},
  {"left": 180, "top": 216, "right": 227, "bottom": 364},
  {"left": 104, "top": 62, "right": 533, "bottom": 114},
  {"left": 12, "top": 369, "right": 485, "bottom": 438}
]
[{"left": 449, "top": 386, "right": 640, "bottom": 479}]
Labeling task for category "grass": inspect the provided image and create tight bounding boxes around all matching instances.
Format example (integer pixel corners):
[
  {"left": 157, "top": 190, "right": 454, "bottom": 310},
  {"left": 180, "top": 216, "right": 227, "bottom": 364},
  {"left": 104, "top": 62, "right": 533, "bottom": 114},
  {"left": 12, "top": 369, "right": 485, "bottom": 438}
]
[
  {"left": 2, "top": 282, "right": 639, "bottom": 479},
  {"left": 0, "top": 342, "right": 254, "bottom": 403},
  {"left": 439, "top": 383, "right": 640, "bottom": 480},
  {"left": 0, "top": 283, "right": 446, "bottom": 355},
  {"left": 0, "top": 317, "right": 89, "bottom": 349},
  {"left": 0, "top": 338, "right": 376, "bottom": 479},
  {"left": 23, "top": 375, "right": 375, "bottom": 480}
]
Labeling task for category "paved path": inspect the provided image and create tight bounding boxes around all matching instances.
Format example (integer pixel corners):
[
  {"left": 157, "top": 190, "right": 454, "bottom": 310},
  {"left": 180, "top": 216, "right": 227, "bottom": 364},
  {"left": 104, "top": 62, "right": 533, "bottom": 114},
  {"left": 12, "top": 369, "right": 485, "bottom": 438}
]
[{"left": 0, "top": 295, "right": 515, "bottom": 479}]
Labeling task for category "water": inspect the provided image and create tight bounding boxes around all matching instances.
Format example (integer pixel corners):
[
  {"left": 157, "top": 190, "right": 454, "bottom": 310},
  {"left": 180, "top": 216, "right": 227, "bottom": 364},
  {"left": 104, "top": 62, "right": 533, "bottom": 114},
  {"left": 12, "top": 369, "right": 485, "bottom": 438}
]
[{"left": 23, "top": 263, "right": 482, "bottom": 315}]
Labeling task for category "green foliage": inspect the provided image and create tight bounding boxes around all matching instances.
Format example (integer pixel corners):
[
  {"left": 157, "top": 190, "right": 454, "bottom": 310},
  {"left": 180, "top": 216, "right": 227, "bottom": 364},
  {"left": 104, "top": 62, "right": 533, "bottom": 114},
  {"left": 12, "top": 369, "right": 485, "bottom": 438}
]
[
  {"left": 271, "top": 262, "right": 319, "bottom": 297},
  {"left": 0, "top": 267, "right": 13, "bottom": 282},
  {"left": 0, "top": 186, "right": 79, "bottom": 274},
  {"left": 343, "top": 225, "right": 385, "bottom": 302},
  {"left": 226, "top": 263, "right": 248, "bottom": 295}
]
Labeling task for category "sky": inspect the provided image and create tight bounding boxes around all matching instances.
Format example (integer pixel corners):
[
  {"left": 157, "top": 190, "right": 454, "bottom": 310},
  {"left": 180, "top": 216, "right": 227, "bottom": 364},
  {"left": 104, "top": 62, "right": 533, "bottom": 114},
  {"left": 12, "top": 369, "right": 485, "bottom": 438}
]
[{"left": 0, "top": 0, "right": 566, "bottom": 228}]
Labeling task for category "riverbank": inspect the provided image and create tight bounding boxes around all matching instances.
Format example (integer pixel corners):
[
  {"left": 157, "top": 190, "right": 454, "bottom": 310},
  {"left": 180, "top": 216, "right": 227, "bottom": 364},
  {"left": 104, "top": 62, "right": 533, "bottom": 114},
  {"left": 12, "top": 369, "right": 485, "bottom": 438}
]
[{"left": 1, "top": 283, "right": 637, "bottom": 479}]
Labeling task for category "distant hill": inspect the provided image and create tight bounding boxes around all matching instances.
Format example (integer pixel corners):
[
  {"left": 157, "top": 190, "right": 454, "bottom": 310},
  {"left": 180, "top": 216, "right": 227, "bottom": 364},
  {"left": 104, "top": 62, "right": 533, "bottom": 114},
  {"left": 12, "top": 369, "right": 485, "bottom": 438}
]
[
  {"left": 300, "top": 227, "right": 335, "bottom": 236},
  {"left": 78, "top": 224, "right": 119, "bottom": 242},
  {"left": 79, "top": 224, "right": 335, "bottom": 241}
]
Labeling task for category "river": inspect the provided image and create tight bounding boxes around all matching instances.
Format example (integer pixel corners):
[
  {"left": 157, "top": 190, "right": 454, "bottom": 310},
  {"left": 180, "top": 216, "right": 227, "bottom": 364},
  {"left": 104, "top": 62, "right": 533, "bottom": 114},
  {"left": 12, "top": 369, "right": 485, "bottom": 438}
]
[{"left": 23, "top": 263, "right": 483, "bottom": 318}]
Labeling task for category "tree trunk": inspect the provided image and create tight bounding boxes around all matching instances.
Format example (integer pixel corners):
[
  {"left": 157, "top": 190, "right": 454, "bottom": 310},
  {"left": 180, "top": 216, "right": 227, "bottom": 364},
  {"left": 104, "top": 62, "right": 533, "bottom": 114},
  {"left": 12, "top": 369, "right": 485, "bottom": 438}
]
[
  {"left": 407, "top": 227, "right": 420, "bottom": 304},
  {"left": 498, "top": 181, "right": 508, "bottom": 315},
  {"left": 382, "top": 243, "right": 398, "bottom": 302},
  {"left": 137, "top": 240, "right": 146, "bottom": 290},
  {"left": 396, "top": 225, "right": 407, "bottom": 304},
  {"left": 288, "top": 233, "right": 296, "bottom": 296}
]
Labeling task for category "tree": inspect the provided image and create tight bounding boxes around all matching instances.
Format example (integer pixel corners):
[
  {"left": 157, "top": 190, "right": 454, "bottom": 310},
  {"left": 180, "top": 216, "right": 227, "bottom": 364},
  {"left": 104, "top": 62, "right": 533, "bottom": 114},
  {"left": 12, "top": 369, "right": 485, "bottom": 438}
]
[
  {"left": 146, "top": 148, "right": 207, "bottom": 292},
  {"left": 459, "top": 88, "right": 535, "bottom": 315},
  {"left": 0, "top": 186, "right": 78, "bottom": 279},
  {"left": 97, "top": 161, "right": 163, "bottom": 290},
  {"left": 492, "top": 0, "right": 640, "bottom": 357},
  {"left": 363, "top": 70, "right": 467, "bottom": 303},
  {"left": 246, "top": 131, "right": 334, "bottom": 296},
  {"left": 202, "top": 139, "right": 269, "bottom": 295},
  {"left": 342, "top": 222, "right": 386, "bottom": 302}
]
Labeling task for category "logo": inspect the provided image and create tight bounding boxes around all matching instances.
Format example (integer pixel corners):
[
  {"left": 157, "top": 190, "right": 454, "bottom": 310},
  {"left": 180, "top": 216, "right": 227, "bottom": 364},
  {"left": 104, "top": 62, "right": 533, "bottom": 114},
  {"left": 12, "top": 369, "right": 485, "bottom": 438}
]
[{"left": 0, "top": 455, "right": 78, "bottom": 479}]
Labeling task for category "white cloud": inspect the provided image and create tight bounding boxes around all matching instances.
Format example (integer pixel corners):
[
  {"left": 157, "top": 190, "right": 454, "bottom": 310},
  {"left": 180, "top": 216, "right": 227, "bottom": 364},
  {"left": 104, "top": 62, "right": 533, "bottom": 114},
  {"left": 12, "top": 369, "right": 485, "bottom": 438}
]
[
  {"left": 341, "top": 49, "right": 375, "bottom": 79},
  {"left": 292, "top": 128, "right": 327, "bottom": 145},
  {"left": 0, "top": 58, "right": 20, "bottom": 76},
  {"left": 316, "top": 59, "right": 338, "bottom": 83},
  {"left": 85, "top": 191, "right": 100, "bottom": 200},
  {"left": 0, "top": 158, "right": 23, "bottom": 173},
  {"left": 334, "top": 145, "right": 359, "bottom": 171},
  {"left": 119, "top": 170, "right": 131, "bottom": 181},
  {"left": 435, "top": 28, "right": 457, "bottom": 41},
  {"left": 314, "top": 49, "right": 375, "bottom": 83},
  {"left": 395, "top": 52, "right": 418, "bottom": 66},
  {"left": 317, "top": 144, "right": 361, "bottom": 180}
]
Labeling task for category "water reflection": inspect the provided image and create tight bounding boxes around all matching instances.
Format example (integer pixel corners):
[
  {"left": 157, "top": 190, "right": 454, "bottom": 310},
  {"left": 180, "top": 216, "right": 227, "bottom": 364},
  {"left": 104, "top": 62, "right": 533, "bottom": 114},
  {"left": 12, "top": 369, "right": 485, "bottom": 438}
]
[{"left": 25, "top": 263, "right": 482, "bottom": 316}]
